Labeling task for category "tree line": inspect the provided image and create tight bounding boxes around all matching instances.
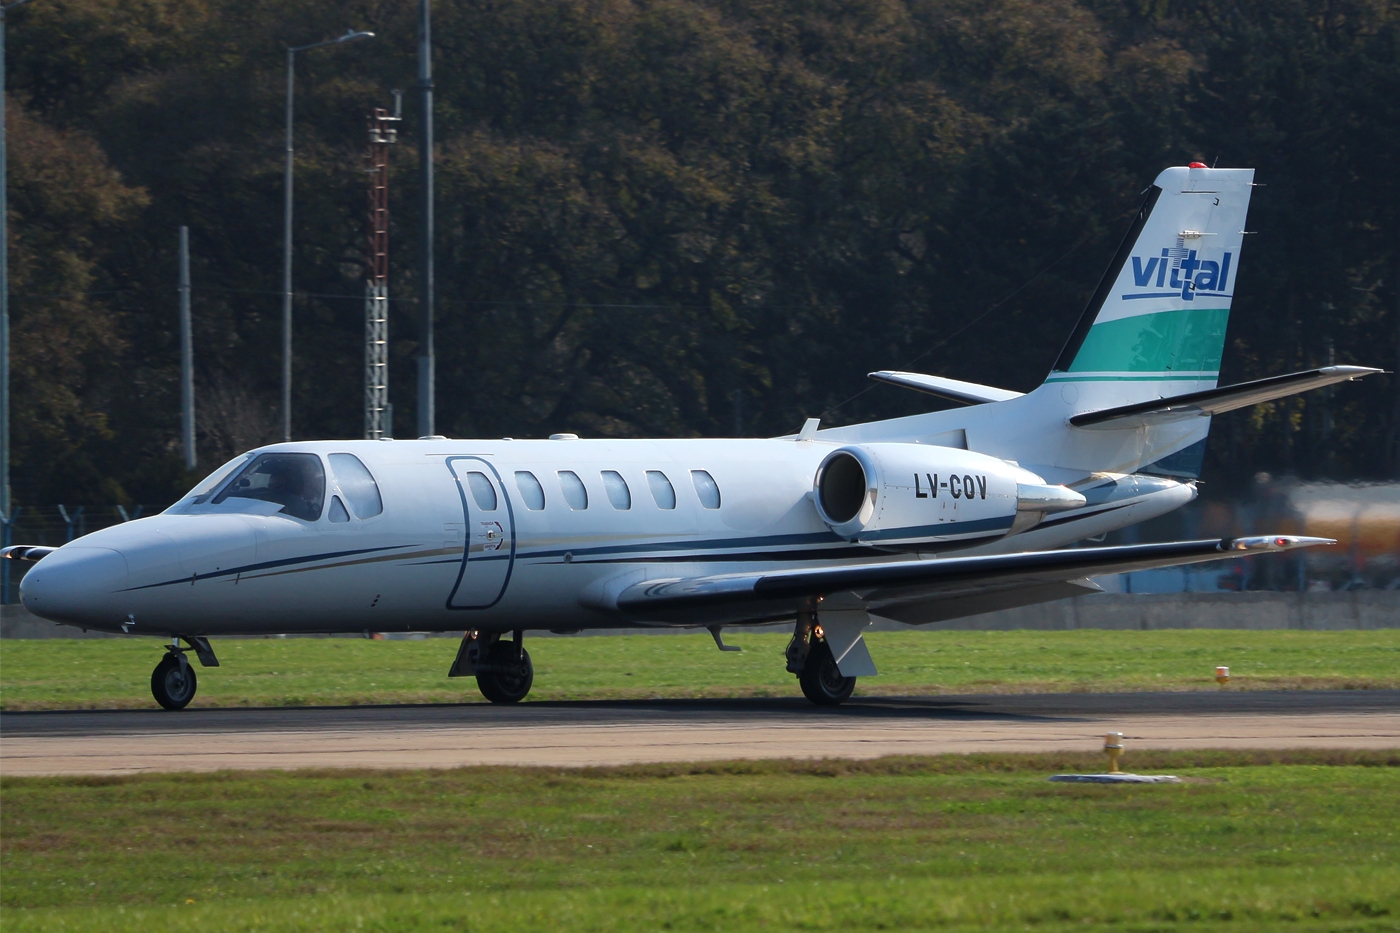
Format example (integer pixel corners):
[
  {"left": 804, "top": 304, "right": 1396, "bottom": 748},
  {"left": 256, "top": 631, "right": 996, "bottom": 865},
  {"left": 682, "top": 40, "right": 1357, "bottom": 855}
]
[{"left": 5, "top": 0, "right": 1398, "bottom": 507}]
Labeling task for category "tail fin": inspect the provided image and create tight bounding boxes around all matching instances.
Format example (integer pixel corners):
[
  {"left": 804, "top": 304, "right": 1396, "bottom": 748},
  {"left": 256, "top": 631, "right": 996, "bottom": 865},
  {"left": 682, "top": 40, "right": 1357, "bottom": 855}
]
[
  {"left": 822, "top": 167, "right": 1258, "bottom": 479},
  {"left": 1040, "top": 165, "right": 1254, "bottom": 477},
  {"left": 1048, "top": 165, "right": 1254, "bottom": 393}
]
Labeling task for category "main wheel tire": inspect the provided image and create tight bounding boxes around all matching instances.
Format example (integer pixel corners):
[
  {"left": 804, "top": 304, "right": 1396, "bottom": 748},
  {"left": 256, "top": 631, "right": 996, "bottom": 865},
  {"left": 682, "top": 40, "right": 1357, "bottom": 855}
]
[
  {"left": 798, "top": 640, "right": 856, "bottom": 706},
  {"left": 151, "top": 655, "right": 198, "bottom": 710},
  {"left": 476, "top": 642, "right": 534, "bottom": 704}
]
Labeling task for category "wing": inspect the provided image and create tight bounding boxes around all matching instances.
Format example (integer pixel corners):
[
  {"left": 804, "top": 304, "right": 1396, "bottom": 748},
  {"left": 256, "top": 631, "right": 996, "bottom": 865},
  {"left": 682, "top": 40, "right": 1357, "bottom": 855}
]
[
  {"left": 0, "top": 545, "right": 57, "bottom": 562},
  {"left": 611, "top": 536, "right": 1332, "bottom": 625}
]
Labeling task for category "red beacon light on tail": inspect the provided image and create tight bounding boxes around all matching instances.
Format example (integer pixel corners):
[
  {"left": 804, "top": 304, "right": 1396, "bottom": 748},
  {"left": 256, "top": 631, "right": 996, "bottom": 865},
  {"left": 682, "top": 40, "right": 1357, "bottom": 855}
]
[{"left": 1188, "top": 161, "right": 1209, "bottom": 168}]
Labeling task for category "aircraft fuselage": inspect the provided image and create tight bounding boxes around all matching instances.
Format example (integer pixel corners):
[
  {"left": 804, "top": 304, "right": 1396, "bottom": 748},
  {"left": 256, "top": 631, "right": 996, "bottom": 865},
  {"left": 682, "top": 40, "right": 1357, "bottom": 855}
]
[{"left": 18, "top": 436, "right": 1189, "bottom": 637}]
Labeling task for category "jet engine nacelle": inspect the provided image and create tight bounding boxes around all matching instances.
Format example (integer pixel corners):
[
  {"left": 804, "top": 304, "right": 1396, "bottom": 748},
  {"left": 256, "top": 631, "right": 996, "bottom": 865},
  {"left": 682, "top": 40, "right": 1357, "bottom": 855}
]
[{"left": 812, "top": 443, "right": 1085, "bottom": 546}]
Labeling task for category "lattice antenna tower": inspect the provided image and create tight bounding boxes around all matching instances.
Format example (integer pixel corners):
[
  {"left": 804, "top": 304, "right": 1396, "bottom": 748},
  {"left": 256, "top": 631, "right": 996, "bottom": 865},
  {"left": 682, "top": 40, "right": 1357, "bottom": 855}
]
[{"left": 365, "top": 93, "right": 401, "bottom": 438}]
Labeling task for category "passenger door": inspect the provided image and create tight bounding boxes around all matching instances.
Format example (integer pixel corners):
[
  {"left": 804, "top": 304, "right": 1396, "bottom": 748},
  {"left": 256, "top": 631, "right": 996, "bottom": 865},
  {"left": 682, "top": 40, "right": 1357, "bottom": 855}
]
[{"left": 445, "top": 457, "right": 516, "bottom": 609}]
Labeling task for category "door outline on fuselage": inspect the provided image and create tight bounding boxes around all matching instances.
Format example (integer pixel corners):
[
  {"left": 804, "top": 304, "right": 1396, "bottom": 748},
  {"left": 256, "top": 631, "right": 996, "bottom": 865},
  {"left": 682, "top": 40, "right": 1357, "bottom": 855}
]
[{"left": 445, "top": 456, "right": 517, "bottom": 610}]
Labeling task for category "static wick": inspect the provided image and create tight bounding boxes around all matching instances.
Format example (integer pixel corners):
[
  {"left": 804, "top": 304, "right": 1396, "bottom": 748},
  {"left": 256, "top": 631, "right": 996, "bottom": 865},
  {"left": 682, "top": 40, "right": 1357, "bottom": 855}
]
[{"left": 1103, "top": 732, "right": 1124, "bottom": 774}]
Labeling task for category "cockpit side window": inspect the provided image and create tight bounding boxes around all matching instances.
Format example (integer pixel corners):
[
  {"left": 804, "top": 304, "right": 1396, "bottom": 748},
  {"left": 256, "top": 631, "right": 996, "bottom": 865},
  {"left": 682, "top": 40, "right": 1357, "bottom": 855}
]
[
  {"left": 328, "top": 496, "right": 351, "bottom": 523},
  {"left": 212, "top": 453, "right": 326, "bottom": 521},
  {"left": 329, "top": 453, "right": 384, "bottom": 518}
]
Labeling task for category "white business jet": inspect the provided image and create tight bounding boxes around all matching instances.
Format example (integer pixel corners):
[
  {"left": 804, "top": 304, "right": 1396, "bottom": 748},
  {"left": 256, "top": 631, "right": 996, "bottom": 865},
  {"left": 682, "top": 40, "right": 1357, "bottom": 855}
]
[{"left": 7, "top": 165, "right": 1380, "bottom": 709}]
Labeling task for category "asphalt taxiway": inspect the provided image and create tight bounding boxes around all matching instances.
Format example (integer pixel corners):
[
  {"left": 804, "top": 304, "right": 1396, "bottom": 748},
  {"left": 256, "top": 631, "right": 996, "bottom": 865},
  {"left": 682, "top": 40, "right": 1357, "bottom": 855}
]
[{"left": 3, "top": 691, "right": 1397, "bottom": 776}]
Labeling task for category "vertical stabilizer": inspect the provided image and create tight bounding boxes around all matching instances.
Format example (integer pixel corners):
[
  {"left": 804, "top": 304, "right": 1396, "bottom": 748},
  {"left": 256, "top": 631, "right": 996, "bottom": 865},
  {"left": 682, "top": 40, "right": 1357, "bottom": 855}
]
[
  {"left": 1041, "top": 165, "right": 1254, "bottom": 477},
  {"left": 815, "top": 166, "right": 1257, "bottom": 480},
  {"left": 1049, "top": 166, "right": 1253, "bottom": 393}
]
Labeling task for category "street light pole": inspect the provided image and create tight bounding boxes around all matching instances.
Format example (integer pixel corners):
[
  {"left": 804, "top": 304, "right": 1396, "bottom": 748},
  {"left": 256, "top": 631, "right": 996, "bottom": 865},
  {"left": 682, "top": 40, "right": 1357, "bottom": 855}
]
[
  {"left": 1, "top": 0, "right": 34, "bottom": 605},
  {"left": 281, "top": 46, "right": 294, "bottom": 443},
  {"left": 417, "top": 0, "right": 435, "bottom": 438},
  {"left": 281, "top": 28, "right": 374, "bottom": 443},
  {"left": 179, "top": 225, "right": 194, "bottom": 471}
]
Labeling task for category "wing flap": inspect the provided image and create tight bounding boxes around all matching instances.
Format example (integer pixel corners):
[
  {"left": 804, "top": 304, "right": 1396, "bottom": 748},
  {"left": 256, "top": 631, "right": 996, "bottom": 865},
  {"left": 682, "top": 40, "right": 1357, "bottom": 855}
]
[{"left": 871, "top": 580, "right": 1103, "bottom": 626}]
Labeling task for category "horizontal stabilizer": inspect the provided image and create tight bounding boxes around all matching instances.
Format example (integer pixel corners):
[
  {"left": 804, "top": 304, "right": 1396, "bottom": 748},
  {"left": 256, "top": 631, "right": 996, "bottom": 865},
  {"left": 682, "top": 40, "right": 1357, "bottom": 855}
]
[
  {"left": 616, "top": 535, "right": 1332, "bottom": 622},
  {"left": 1069, "top": 365, "right": 1382, "bottom": 429},
  {"left": 868, "top": 371, "right": 1023, "bottom": 406}
]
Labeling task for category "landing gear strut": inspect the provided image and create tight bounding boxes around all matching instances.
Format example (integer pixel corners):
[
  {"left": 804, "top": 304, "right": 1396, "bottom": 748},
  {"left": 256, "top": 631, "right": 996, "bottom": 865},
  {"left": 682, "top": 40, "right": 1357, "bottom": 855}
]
[
  {"left": 787, "top": 612, "right": 856, "bottom": 706},
  {"left": 150, "top": 637, "right": 219, "bottom": 710},
  {"left": 449, "top": 630, "right": 534, "bottom": 704}
]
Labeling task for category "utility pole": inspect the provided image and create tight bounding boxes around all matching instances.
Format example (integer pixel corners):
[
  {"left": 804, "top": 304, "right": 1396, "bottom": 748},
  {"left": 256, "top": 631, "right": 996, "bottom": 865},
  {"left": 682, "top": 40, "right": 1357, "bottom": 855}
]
[
  {"left": 417, "top": 0, "right": 436, "bottom": 438},
  {"left": 179, "top": 226, "right": 194, "bottom": 470},
  {"left": 2, "top": 0, "right": 35, "bottom": 606},
  {"left": 365, "top": 96, "right": 400, "bottom": 439}
]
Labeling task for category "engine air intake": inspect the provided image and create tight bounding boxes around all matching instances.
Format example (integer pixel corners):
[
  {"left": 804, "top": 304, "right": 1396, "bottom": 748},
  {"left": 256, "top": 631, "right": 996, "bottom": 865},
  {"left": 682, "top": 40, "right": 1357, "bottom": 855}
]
[{"left": 818, "top": 452, "right": 867, "bottom": 524}]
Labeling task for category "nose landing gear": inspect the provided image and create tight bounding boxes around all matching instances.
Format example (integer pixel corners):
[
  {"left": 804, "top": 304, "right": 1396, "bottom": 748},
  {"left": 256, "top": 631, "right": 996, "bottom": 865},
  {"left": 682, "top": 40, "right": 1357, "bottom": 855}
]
[
  {"left": 152, "top": 653, "right": 197, "bottom": 710},
  {"left": 150, "top": 637, "right": 219, "bottom": 710},
  {"left": 449, "top": 629, "right": 534, "bottom": 704}
]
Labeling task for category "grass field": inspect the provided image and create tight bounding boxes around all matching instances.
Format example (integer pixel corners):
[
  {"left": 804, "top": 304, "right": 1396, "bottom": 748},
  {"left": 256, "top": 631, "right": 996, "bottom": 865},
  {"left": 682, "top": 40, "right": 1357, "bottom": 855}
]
[
  {"left": 2, "top": 629, "right": 1398, "bottom": 710},
  {"left": 2, "top": 751, "right": 1397, "bottom": 931}
]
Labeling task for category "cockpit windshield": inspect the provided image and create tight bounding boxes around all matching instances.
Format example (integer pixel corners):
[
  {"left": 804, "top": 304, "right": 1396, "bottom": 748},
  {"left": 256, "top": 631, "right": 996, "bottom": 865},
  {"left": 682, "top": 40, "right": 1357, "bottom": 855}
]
[
  {"left": 166, "top": 454, "right": 253, "bottom": 511},
  {"left": 192, "top": 453, "right": 326, "bottom": 521}
]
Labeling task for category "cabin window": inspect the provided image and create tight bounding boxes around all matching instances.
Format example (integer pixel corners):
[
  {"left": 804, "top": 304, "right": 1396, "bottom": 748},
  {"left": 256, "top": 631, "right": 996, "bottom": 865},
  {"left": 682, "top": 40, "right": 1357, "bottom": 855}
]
[
  {"left": 329, "top": 453, "right": 383, "bottom": 518},
  {"left": 515, "top": 471, "right": 546, "bottom": 510},
  {"left": 212, "top": 453, "right": 326, "bottom": 522},
  {"left": 601, "top": 470, "right": 631, "bottom": 510},
  {"left": 691, "top": 470, "right": 721, "bottom": 509},
  {"left": 646, "top": 470, "right": 676, "bottom": 509},
  {"left": 558, "top": 471, "right": 588, "bottom": 510},
  {"left": 328, "top": 496, "right": 350, "bottom": 523},
  {"left": 466, "top": 472, "right": 498, "bottom": 511}
]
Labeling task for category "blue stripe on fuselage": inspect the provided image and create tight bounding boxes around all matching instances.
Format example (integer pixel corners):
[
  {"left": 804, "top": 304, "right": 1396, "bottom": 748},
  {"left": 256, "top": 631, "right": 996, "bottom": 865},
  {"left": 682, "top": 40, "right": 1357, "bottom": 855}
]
[{"left": 121, "top": 544, "right": 414, "bottom": 591}]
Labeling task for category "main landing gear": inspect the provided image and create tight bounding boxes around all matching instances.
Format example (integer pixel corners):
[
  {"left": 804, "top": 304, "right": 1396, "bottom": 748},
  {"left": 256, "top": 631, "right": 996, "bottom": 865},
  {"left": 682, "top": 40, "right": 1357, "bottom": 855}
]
[
  {"left": 151, "top": 637, "right": 220, "bottom": 710},
  {"left": 787, "top": 612, "right": 856, "bottom": 706},
  {"left": 449, "top": 630, "right": 534, "bottom": 704}
]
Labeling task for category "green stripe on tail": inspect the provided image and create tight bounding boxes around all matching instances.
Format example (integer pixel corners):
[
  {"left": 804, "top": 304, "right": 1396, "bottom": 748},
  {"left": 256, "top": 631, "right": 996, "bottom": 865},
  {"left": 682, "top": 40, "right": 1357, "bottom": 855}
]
[{"left": 1064, "top": 307, "right": 1229, "bottom": 376}]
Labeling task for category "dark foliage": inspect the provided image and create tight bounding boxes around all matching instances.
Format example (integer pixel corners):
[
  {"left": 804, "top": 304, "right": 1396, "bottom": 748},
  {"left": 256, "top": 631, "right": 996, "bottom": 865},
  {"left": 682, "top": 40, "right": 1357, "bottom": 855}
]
[{"left": 5, "top": 0, "right": 1397, "bottom": 506}]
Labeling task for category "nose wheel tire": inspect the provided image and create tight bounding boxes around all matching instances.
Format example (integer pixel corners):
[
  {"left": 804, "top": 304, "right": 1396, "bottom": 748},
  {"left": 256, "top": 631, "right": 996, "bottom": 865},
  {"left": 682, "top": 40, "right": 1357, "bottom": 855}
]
[
  {"left": 799, "top": 640, "right": 856, "bottom": 706},
  {"left": 151, "top": 655, "right": 198, "bottom": 710},
  {"left": 476, "top": 643, "right": 533, "bottom": 704}
]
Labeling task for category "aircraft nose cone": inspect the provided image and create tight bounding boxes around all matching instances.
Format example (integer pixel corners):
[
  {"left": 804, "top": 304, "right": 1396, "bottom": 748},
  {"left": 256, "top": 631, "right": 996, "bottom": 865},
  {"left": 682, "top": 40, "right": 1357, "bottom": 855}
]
[{"left": 20, "top": 546, "right": 129, "bottom": 625}]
